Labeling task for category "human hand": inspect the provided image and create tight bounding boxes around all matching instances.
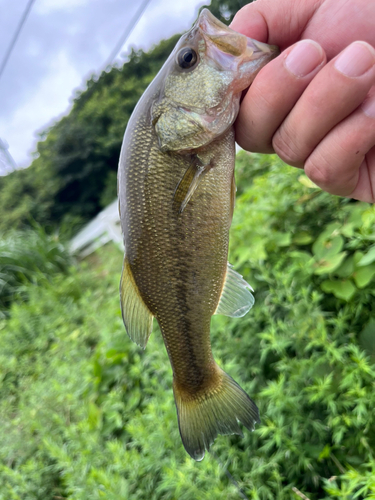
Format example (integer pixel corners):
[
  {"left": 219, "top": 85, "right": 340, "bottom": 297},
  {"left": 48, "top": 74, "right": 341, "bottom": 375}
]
[{"left": 231, "top": 0, "right": 375, "bottom": 202}]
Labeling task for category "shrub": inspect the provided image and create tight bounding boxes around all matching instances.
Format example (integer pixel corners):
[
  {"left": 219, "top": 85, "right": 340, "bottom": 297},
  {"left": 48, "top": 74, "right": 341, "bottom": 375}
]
[
  {"left": 0, "top": 153, "right": 374, "bottom": 499},
  {"left": 0, "top": 225, "right": 71, "bottom": 317}
]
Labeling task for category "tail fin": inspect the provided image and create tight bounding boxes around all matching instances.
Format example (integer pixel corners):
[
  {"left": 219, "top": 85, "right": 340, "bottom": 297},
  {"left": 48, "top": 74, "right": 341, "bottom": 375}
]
[{"left": 173, "top": 367, "right": 260, "bottom": 461}]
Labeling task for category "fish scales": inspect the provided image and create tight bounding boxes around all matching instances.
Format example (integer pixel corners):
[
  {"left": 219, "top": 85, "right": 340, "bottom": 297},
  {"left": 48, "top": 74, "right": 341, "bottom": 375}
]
[
  {"left": 118, "top": 9, "right": 278, "bottom": 460},
  {"left": 122, "top": 118, "right": 233, "bottom": 385}
]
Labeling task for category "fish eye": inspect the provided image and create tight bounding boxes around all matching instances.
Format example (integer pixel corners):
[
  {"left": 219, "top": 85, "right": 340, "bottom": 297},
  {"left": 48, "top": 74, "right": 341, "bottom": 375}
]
[{"left": 177, "top": 47, "right": 198, "bottom": 69}]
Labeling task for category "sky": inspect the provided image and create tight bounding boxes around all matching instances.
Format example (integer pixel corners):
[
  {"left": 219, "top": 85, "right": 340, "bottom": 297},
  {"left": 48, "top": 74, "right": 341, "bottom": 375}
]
[{"left": 0, "top": 0, "right": 207, "bottom": 173}]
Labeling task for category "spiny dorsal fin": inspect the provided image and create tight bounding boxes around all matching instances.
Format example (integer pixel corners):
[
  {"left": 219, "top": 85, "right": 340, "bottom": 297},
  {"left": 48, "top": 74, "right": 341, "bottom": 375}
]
[
  {"left": 120, "top": 258, "right": 153, "bottom": 348},
  {"left": 215, "top": 263, "right": 254, "bottom": 318}
]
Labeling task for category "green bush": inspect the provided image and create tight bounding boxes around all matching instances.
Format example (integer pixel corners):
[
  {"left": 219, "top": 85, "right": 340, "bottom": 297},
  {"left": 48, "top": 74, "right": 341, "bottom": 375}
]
[
  {"left": 0, "top": 153, "right": 375, "bottom": 499},
  {"left": 0, "top": 225, "right": 71, "bottom": 317}
]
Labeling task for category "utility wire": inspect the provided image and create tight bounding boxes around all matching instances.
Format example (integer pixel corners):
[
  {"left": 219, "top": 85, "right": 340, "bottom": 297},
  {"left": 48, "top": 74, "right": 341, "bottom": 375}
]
[
  {"left": 0, "top": 138, "right": 17, "bottom": 174},
  {"left": 104, "top": 0, "right": 153, "bottom": 68},
  {"left": 0, "top": 0, "right": 37, "bottom": 81}
]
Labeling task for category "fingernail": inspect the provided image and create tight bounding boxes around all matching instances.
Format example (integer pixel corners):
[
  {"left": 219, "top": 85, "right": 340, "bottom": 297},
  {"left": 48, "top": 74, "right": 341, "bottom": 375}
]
[
  {"left": 335, "top": 42, "right": 375, "bottom": 77},
  {"left": 285, "top": 40, "right": 324, "bottom": 77},
  {"left": 362, "top": 94, "right": 375, "bottom": 118}
]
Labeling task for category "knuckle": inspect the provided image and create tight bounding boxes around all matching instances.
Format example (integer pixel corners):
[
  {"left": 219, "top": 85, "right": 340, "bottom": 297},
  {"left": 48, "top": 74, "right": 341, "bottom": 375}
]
[
  {"left": 272, "top": 126, "right": 304, "bottom": 166},
  {"left": 304, "top": 150, "right": 355, "bottom": 195},
  {"left": 304, "top": 155, "right": 333, "bottom": 188}
]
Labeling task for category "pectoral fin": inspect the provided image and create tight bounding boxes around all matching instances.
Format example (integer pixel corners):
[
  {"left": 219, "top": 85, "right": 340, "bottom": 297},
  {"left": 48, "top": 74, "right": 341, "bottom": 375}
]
[
  {"left": 215, "top": 263, "right": 254, "bottom": 318},
  {"left": 173, "top": 157, "right": 212, "bottom": 213},
  {"left": 120, "top": 258, "right": 153, "bottom": 348}
]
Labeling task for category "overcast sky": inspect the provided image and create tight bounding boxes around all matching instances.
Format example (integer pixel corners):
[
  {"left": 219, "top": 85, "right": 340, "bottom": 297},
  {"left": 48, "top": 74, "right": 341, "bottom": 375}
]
[{"left": 0, "top": 0, "right": 207, "bottom": 172}]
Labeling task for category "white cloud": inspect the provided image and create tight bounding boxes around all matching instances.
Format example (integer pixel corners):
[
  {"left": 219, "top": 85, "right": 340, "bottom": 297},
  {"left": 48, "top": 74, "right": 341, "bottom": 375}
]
[
  {"left": 0, "top": 0, "right": 208, "bottom": 169},
  {"left": 0, "top": 50, "right": 82, "bottom": 167},
  {"left": 116, "top": 0, "right": 206, "bottom": 57},
  {"left": 35, "top": 0, "right": 91, "bottom": 15}
]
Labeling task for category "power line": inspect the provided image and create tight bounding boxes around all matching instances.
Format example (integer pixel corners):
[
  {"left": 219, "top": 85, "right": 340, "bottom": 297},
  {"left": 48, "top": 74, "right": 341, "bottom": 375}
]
[
  {"left": 0, "top": 138, "right": 17, "bottom": 175},
  {"left": 0, "top": 0, "right": 37, "bottom": 81},
  {"left": 104, "top": 0, "right": 153, "bottom": 68}
]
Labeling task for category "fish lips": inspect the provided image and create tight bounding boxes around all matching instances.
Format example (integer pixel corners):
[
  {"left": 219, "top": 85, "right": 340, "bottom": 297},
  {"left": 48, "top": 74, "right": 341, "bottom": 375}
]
[{"left": 198, "top": 8, "right": 279, "bottom": 89}]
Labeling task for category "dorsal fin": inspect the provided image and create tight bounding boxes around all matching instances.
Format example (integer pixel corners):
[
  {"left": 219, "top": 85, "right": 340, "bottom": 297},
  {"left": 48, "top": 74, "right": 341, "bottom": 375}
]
[
  {"left": 120, "top": 258, "right": 153, "bottom": 348},
  {"left": 215, "top": 263, "right": 254, "bottom": 318}
]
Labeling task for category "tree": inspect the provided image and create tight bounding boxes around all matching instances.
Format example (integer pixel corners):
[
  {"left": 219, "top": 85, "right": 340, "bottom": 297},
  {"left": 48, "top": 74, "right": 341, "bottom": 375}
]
[{"left": 0, "top": 36, "right": 179, "bottom": 232}]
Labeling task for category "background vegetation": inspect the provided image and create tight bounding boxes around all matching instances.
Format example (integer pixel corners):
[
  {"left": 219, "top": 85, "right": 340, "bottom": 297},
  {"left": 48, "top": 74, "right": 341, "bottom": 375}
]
[
  {"left": 1, "top": 154, "right": 375, "bottom": 499},
  {"left": 1, "top": 0, "right": 375, "bottom": 498},
  {"left": 0, "top": 0, "right": 242, "bottom": 233}
]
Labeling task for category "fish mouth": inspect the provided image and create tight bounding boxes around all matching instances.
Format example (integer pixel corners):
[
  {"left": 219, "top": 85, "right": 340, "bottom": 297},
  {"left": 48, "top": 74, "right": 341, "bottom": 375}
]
[
  {"left": 198, "top": 8, "right": 279, "bottom": 67},
  {"left": 247, "top": 39, "right": 279, "bottom": 58}
]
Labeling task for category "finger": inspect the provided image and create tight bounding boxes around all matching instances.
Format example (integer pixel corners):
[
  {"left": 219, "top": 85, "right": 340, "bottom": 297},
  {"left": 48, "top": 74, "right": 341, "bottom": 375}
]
[
  {"left": 234, "top": 40, "right": 326, "bottom": 153},
  {"left": 304, "top": 88, "right": 375, "bottom": 202},
  {"left": 230, "top": 0, "right": 321, "bottom": 49},
  {"left": 351, "top": 147, "right": 375, "bottom": 203},
  {"left": 230, "top": 0, "right": 375, "bottom": 59},
  {"left": 272, "top": 41, "right": 375, "bottom": 168}
]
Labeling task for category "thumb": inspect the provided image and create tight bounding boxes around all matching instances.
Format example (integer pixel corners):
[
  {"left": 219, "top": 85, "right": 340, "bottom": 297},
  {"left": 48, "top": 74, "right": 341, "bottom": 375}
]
[{"left": 230, "top": 0, "right": 321, "bottom": 50}]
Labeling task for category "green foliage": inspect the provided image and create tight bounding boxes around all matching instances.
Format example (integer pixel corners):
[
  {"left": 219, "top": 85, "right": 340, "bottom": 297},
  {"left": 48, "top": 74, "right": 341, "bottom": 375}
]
[
  {"left": 0, "top": 0, "right": 252, "bottom": 233},
  {"left": 226, "top": 152, "right": 375, "bottom": 499},
  {"left": 0, "top": 155, "right": 59, "bottom": 232},
  {"left": 0, "top": 224, "right": 71, "bottom": 317},
  {"left": 1, "top": 153, "right": 375, "bottom": 499},
  {"left": 0, "top": 35, "right": 179, "bottom": 232}
]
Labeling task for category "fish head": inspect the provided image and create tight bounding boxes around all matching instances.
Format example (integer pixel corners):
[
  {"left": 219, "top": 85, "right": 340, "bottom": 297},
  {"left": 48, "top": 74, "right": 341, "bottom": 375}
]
[{"left": 152, "top": 8, "right": 279, "bottom": 153}]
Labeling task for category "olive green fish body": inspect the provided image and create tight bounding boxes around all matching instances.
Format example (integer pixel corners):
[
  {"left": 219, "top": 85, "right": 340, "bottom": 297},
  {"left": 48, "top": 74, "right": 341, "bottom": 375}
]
[
  {"left": 118, "top": 9, "right": 278, "bottom": 460},
  {"left": 121, "top": 115, "right": 234, "bottom": 383}
]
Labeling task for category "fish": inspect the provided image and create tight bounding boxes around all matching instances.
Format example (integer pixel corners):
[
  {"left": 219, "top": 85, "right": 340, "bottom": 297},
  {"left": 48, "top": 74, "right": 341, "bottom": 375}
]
[{"left": 117, "top": 8, "right": 278, "bottom": 461}]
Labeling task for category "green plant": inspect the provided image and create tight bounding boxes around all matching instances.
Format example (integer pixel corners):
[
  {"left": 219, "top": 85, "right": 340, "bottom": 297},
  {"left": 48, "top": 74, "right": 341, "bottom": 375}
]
[
  {"left": 1, "top": 153, "right": 375, "bottom": 499},
  {"left": 0, "top": 224, "right": 71, "bottom": 317}
]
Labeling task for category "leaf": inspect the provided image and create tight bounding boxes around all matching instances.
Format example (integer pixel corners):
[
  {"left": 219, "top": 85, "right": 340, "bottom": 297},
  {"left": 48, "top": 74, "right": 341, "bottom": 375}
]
[
  {"left": 353, "top": 264, "right": 375, "bottom": 288},
  {"left": 312, "top": 234, "right": 344, "bottom": 260},
  {"left": 319, "top": 444, "right": 331, "bottom": 460},
  {"left": 293, "top": 231, "right": 313, "bottom": 245},
  {"left": 272, "top": 231, "right": 292, "bottom": 247},
  {"left": 353, "top": 251, "right": 365, "bottom": 265},
  {"left": 340, "top": 223, "right": 354, "bottom": 238},
  {"left": 361, "top": 206, "right": 375, "bottom": 228},
  {"left": 334, "top": 256, "right": 354, "bottom": 278},
  {"left": 320, "top": 222, "right": 342, "bottom": 239},
  {"left": 289, "top": 251, "right": 313, "bottom": 264},
  {"left": 347, "top": 204, "right": 365, "bottom": 228},
  {"left": 320, "top": 279, "right": 356, "bottom": 301},
  {"left": 314, "top": 252, "right": 347, "bottom": 275},
  {"left": 357, "top": 246, "right": 375, "bottom": 266}
]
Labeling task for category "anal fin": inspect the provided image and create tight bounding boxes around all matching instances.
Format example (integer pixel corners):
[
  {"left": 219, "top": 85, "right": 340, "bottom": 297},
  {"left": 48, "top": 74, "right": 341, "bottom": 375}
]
[
  {"left": 120, "top": 258, "right": 153, "bottom": 348},
  {"left": 215, "top": 263, "right": 254, "bottom": 318}
]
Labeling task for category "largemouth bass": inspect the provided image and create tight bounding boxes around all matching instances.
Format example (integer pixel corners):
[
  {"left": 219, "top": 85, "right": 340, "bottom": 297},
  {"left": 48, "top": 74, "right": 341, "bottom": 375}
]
[{"left": 118, "top": 9, "right": 278, "bottom": 460}]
